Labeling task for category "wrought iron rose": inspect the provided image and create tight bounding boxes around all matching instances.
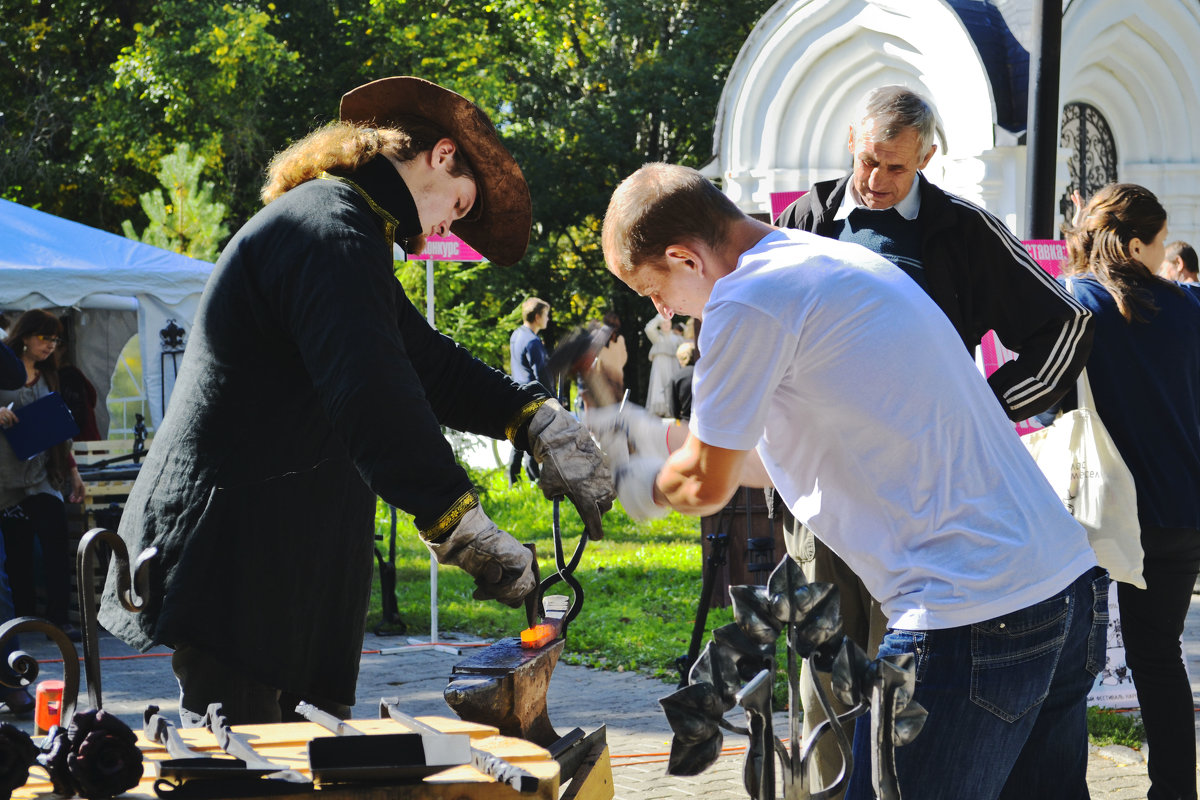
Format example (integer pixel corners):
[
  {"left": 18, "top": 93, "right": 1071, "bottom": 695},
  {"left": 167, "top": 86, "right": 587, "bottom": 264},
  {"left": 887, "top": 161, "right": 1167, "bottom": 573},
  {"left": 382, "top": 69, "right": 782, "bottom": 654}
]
[
  {"left": 39, "top": 709, "right": 144, "bottom": 799},
  {"left": 0, "top": 722, "right": 37, "bottom": 799},
  {"left": 37, "top": 725, "right": 74, "bottom": 796}
]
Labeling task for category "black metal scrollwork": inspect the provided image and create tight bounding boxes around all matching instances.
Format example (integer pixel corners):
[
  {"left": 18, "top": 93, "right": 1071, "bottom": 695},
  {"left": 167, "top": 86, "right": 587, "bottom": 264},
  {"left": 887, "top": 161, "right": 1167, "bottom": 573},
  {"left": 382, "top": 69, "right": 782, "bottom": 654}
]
[
  {"left": 77, "top": 529, "right": 156, "bottom": 712},
  {"left": 1059, "top": 102, "right": 1119, "bottom": 224},
  {"left": 0, "top": 618, "right": 81, "bottom": 726}
]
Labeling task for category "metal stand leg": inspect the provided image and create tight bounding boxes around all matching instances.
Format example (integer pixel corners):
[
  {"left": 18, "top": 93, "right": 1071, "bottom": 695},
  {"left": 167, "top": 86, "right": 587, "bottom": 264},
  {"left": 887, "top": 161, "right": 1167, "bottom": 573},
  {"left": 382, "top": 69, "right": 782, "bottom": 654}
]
[
  {"left": 373, "top": 505, "right": 406, "bottom": 635},
  {"left": 676, "top": 506, "right": 733, "bottom": 687}
]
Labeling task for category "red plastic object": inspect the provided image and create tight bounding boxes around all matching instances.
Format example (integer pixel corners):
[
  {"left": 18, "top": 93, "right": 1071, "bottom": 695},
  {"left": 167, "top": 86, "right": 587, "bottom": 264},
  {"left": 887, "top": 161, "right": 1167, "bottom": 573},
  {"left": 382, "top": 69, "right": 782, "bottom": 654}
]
[{"left": 35, "top": 679, "right": 64, "bottom": 734}]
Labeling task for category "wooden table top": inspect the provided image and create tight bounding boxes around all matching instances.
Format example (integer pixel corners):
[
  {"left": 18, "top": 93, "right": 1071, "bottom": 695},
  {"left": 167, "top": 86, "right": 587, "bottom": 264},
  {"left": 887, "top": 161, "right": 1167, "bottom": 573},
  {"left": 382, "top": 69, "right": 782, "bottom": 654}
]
[{"left": 14, "top": 715, "right": 560, "bottom": 800}]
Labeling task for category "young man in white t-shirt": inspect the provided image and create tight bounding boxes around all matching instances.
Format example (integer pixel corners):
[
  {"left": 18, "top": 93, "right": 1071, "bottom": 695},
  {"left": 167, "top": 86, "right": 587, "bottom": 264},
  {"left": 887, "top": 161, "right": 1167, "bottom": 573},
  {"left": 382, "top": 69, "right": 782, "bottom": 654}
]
[{"left": 600, "top": 162, "right": 1105, "bottom": 800}]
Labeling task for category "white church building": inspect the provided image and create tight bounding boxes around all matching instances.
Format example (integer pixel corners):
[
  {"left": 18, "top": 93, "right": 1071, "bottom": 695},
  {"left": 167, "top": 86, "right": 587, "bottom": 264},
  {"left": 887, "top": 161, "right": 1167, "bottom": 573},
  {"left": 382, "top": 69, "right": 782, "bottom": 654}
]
[{"left": 706, "top": 0, "right": 1200, "bottom": 244}]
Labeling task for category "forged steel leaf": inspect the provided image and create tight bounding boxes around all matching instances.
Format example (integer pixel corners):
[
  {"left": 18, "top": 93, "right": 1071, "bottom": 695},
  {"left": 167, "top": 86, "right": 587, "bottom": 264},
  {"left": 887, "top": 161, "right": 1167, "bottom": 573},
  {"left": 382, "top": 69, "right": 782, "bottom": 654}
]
[
  {"left": 831, "top": 638, "right": 872, "bottom": 708},
  {"left": 729, "top": 585, "right": 781, "bottom": 646},
  {"left": 689, "top": 644, "right": 716, "bottom": 688},
  {"left": 734, "top": 670, "right": 775, "bottom": 800},
  {"left": 711, "top": 623, "right": 773, "bottom": 684},
  {"left": 659, "top": 682, "right": 724, "bottom": 743},
  {"left": 711, "top": 622, "right": 772, "bottom": 660},
  {"left": 893, "top": 700, "right": 927, "bottom": 747},
  {"left": 878, "top": 654, "right": 917, "bottom": 703},
  {"left": 666, "top": 729, "right": 724, "bottom": 776},
  {"left": 787, "top": 583, "right": 844, "bottom": 659},
  {"left": 766, "top": 556, "right": 832, "bottom": 625},
  {"left": 689, "top": 640, "right": 747, "bottom": 712}
]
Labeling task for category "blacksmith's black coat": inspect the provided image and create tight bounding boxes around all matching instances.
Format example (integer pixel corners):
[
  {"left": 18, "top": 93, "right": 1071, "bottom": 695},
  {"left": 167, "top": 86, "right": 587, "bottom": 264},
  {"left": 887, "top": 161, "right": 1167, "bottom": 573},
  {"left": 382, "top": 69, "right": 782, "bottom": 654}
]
[{"left": 98, "top": 157, "right": 541, "bottom": 707}]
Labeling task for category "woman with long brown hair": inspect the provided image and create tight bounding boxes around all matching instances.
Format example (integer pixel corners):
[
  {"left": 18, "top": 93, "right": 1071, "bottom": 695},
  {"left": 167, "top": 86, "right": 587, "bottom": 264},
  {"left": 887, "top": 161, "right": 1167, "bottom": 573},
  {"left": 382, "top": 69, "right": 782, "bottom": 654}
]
[
  {"left": 1062, "top": 182, "right": 1200, "bottom": 800},
  {"left": 0, "top": 309, "right": 85, "bottom": 641}
]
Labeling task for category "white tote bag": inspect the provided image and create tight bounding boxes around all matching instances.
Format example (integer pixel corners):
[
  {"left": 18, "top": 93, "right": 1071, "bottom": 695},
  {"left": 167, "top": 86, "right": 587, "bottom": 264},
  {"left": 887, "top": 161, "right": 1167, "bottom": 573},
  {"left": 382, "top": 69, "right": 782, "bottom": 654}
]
[{"left": 1021, "top": 369, "right": 1146, "bottom": 588}]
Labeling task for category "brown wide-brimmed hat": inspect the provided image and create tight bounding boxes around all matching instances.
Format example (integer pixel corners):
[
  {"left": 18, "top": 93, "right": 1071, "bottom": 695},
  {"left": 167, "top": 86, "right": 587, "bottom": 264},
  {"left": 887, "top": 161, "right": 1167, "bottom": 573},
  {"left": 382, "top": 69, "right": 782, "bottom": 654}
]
[{"left": 340, "top": 76, "right": 532, "bottom": 266}]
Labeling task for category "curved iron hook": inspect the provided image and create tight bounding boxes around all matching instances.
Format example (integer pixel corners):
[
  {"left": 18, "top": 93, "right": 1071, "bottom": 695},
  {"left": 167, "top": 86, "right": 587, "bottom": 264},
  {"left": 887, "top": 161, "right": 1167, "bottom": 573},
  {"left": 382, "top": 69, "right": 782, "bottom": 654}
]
[
  {"left": 0, "top": 616, "right": 81, "bottom": 727},
  {"left": 76, "top": 528, "right": 156, "bottom": 711}
]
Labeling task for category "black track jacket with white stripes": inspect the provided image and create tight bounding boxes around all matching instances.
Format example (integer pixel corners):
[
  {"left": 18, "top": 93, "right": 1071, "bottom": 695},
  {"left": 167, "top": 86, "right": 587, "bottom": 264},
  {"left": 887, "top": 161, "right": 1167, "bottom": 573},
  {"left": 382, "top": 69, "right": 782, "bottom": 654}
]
[{"left": 774, "top": 173, "right": 1094, "bottom": 421}]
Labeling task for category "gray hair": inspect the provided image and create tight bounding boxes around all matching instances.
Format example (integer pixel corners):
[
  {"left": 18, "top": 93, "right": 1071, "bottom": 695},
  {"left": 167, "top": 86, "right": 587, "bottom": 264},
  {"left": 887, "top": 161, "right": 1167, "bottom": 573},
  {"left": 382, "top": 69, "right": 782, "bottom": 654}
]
[
  {"left": 851, "top": 85, "right": 939, "bottom": 155},
  {"left": 1165, "top": 241, "right": 1198, "bottom": 275}
]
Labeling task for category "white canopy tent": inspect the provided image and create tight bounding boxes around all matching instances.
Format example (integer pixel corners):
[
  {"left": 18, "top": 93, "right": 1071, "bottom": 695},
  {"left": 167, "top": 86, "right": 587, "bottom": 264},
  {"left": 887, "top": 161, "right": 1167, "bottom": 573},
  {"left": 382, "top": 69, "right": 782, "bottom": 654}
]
[{"left": 0, "top": 198, "right": 213, "bottom": 436}]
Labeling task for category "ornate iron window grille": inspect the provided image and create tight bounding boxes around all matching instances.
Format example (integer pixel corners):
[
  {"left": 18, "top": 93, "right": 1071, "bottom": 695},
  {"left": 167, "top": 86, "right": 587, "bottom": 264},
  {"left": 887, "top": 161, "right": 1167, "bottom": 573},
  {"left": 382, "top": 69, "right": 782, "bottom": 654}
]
[{"left": 1059, "top": 102, "right": 1118, "bottom": 225}]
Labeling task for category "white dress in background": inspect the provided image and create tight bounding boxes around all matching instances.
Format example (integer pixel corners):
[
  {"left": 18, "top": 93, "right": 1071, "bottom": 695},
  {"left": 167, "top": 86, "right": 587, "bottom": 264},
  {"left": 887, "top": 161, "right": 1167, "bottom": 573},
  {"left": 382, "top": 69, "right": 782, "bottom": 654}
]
[{"left": 644, "top": 315, "right": 683, "bottom": 417}]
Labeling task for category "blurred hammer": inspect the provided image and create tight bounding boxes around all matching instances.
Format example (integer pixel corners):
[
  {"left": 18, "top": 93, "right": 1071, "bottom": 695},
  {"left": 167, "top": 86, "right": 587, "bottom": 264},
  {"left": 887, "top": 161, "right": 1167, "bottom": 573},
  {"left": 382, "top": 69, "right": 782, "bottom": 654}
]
[{"left": 548, "top": 323, "right": 618, "bottom": 408}]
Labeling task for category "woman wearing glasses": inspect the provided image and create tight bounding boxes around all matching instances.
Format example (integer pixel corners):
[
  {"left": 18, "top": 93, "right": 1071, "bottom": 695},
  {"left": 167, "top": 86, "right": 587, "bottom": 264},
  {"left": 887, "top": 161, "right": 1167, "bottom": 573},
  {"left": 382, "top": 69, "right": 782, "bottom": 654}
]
[{"left": 0, "top": 309, "right": 85, "bottom": 645}]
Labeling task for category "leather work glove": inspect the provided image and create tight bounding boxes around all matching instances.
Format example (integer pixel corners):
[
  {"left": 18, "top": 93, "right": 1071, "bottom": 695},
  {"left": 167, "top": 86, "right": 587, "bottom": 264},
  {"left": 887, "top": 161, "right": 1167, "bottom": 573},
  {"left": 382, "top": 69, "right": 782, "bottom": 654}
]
[
  {"left": 614, "top": 455, "right": 669, "bottom": 521},
  {"left": 425, "top": 504, "right": 535, "bottom": 607},
  {"left": 584, "top": 403, "right": 672, "bottom": 465},
  {"left": 528, "top": 399, "right": 615, "bottom": 540}
]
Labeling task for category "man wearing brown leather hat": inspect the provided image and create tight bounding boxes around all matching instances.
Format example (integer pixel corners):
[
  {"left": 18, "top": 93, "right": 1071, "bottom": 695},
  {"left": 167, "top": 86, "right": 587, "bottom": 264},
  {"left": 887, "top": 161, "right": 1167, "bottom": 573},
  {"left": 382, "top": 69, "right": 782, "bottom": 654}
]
[{"left": 99, "top": 76, "right": 615, "bottom": 727}]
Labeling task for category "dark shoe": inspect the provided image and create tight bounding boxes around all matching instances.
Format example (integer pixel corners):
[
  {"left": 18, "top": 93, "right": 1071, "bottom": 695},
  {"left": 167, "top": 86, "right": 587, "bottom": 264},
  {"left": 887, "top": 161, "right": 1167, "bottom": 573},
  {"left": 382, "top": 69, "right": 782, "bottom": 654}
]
[
  {"left": 59, "top": 623, "right": 82, "bottom": 642},
  {"left": 0, "top": 688, "right": 33, "bottom": 717}
]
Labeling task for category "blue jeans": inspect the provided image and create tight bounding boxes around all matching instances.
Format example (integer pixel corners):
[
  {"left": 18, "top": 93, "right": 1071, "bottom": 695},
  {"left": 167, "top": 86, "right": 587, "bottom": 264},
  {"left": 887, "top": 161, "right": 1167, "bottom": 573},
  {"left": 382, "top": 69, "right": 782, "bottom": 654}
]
[{"left": 846, "top": 567, "right": 1108, "bottom": 800}]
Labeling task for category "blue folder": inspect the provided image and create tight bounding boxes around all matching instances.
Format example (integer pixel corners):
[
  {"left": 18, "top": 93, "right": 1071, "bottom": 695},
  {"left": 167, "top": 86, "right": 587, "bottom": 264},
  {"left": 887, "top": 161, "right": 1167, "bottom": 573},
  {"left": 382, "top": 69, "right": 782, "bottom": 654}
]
[{"left": 3, "top": 392, "right": 80, "bottom": 461}]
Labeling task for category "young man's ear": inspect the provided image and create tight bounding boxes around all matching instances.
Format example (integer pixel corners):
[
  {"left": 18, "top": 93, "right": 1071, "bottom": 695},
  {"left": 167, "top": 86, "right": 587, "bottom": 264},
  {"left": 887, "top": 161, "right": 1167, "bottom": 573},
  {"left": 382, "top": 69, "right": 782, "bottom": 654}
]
[
  {"left": 431, "top": 138, "right": 457, "bottom": 168},
  {"left": 664, "top": 244, "right": 700, "bottom": 272}
]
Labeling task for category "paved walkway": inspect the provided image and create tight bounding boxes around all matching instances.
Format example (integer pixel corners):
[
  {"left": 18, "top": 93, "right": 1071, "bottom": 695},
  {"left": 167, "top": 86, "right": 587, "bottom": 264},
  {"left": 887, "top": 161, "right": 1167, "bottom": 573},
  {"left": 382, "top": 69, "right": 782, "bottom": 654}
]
[{"left": 6, "top": 595, "right": 1200, "bottom": 798}]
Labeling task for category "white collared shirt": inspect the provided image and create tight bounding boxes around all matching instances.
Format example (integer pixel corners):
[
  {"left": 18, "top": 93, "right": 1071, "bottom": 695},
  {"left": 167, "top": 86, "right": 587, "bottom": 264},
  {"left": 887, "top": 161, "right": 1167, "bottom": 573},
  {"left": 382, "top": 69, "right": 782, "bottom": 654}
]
[{"left": 834, "top": 173, "right": 923, "bottom": 221}]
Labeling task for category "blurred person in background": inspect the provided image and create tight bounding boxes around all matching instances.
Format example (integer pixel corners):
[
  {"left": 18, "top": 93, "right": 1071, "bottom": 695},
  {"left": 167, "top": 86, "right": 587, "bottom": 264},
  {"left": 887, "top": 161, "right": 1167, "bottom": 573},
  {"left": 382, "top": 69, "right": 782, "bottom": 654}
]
[
  {"left": 0, "top": 310, "right": 85, "bottom": 642},
  {"left": 1158, "top": 240, "right": 1198, "bottom": 284}
]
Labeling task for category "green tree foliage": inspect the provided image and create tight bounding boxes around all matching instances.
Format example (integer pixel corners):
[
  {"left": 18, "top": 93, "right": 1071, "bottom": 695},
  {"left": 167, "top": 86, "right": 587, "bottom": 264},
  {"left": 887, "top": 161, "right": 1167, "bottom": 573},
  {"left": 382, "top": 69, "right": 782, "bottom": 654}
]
[
  {"left": 0, "top": 0, "right": 154, "bottom": 223},
  {"left": 95, "top": 1, "right": 305, "bottom": 227},
  {"left": 3, "top": 0, "right": 773, "bottom": 397},
  {"left": 121, "top": 143, "right": 230, "bottom": 261}
]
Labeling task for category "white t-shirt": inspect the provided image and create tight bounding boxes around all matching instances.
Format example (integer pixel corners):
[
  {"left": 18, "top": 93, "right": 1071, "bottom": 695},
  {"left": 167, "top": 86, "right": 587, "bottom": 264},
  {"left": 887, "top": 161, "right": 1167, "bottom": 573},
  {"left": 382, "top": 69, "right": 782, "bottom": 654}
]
[{"left": 692, "top": 229, "right": 1095, "bottom": 630}]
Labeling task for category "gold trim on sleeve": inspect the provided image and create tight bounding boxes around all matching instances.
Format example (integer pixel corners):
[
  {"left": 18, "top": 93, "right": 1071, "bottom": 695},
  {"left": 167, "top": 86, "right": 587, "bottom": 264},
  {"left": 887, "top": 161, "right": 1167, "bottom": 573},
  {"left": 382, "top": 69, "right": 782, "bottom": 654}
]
[
  {"left": 419, "top": 490, "right": 480, "bottom": 543},
  {"left": 505, "top": 398, "right": 549, "bottom": 445}
]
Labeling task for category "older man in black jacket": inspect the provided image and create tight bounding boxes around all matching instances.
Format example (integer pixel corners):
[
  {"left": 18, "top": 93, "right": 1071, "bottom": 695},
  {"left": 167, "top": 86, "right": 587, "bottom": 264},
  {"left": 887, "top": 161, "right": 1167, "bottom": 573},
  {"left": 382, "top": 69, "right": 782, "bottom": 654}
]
[
  {"left": 99, "top": 77, "right": 613, "bottom": 726},
  {"left": 774, "top": 84, "right": 1094, "bottom": 795}
]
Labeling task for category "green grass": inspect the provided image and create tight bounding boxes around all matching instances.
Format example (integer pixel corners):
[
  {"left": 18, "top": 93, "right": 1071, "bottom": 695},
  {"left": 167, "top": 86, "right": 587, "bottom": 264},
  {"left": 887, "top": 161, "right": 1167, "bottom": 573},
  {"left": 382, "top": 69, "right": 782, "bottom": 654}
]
[
  {"left": 367, "top": 468, "right": 736, "bottom": 683},
  {"left": 1086, "top": 706, "right": 1145, "bottom": 749}
]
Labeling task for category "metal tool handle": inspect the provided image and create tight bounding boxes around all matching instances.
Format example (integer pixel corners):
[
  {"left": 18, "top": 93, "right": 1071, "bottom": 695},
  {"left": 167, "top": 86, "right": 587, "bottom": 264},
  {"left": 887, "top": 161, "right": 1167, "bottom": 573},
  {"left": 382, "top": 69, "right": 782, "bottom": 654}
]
[
  {"left": 294, "top": 702, "right": 363, "bottom": 736},
  {"left": 203, "top": 704, "right": 309, "bottom": 783},
  {"left": 144, "top": 705, "right": 203, "bottom": 760},
  {"left": 379, "top": 699, "right": 540, "bottom": 794},
  {"left": 471, "top": 749, "right": 540, "bottom": 794},
  {"left": 377, "top": 700, "right": 441, "bottom": 736}
]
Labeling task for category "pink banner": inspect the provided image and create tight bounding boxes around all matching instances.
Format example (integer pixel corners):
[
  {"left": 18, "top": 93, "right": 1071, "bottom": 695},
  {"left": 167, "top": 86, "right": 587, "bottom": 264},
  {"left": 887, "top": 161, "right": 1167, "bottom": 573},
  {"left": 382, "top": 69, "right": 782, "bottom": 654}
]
[
  {"left": 979, "top": 240, "right": 1068, "bottom": 434},
  {"left": 769, "top": 190, "right": 807, "bottom": 221},
  {"left": 407, "top": 233, "right": 486, "bottom": 262}
]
